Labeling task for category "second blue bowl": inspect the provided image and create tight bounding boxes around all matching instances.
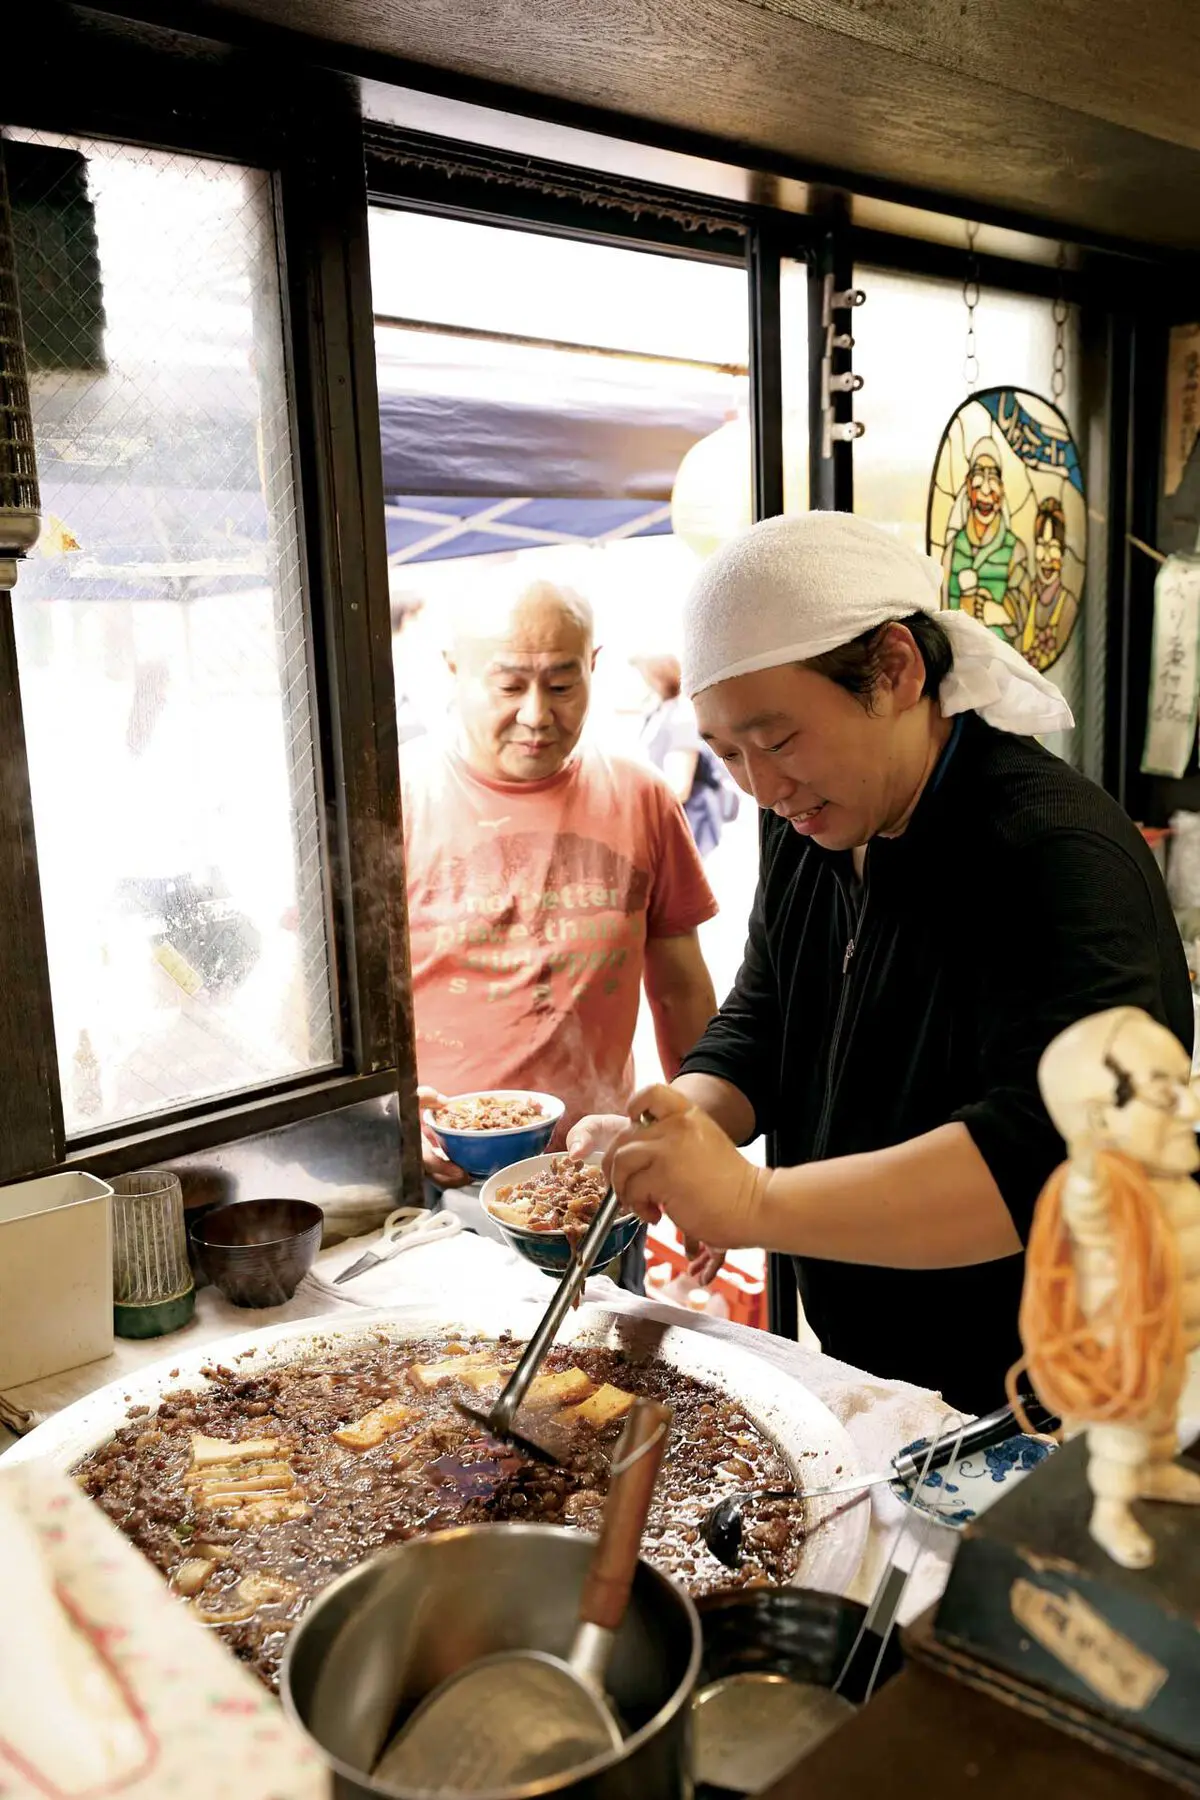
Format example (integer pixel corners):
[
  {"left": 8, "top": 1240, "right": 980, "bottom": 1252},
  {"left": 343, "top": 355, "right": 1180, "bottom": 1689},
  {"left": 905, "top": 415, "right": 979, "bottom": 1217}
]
[
  {"left": 423, "top": 1090, "right": 563, "bottom": 1181},
  {"left": 479, "top": 1153, "right": 641, "bottom": 1277}
]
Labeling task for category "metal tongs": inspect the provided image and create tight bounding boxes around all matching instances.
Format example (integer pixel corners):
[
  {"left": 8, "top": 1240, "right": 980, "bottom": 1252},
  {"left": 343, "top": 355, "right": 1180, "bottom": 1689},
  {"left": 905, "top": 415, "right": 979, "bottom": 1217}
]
[
  {"left": 702, "top": 1389, "right": 1060, "bottom": 1567},
  {"left": 457, "top": 1181, "right": 627, "bottom": 1463}
]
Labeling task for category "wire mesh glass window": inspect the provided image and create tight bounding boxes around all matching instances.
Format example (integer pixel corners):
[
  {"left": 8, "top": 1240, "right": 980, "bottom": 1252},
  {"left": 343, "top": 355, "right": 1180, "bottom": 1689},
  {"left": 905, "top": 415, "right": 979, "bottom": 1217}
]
[{"left": 4, "top": 130, "right": 338, "bottom": 1135}]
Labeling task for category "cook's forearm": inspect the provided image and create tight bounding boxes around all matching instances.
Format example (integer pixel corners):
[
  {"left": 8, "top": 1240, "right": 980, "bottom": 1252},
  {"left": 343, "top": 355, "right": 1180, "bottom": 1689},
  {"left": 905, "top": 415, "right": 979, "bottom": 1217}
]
[
  {"left": 670, "top": 1072, "right": 757, "bottom": 1146},
  {"left": 753, "top": 1121, "right": 1022, "bottom": 1268}
]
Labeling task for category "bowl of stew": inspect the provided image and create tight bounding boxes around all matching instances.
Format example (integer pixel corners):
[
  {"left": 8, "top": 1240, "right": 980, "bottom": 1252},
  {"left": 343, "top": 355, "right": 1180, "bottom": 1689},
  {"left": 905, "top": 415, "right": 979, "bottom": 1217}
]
[
  {"left": 423, "top": 1089, "right": 564, "bottom": 1181},
  {"left": 480, "top": 1151, "right": 639, "bottom": 1276}
]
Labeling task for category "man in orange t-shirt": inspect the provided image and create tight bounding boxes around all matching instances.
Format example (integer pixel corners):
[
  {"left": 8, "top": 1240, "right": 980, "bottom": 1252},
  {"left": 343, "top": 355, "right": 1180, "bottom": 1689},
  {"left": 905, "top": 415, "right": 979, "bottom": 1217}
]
[{"left": 401, "top": 579, "right": 718, "bottom": 1285}]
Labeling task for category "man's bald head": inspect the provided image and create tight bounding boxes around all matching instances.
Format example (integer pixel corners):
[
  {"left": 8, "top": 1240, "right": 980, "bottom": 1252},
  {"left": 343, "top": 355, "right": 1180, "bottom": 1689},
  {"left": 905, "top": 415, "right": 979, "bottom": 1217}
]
[
  {"left": 450, "top": 579, "right": 594, "bottom": 665},
  {"left": 446, "top": 578, "right": 598, "bottom": 782}
]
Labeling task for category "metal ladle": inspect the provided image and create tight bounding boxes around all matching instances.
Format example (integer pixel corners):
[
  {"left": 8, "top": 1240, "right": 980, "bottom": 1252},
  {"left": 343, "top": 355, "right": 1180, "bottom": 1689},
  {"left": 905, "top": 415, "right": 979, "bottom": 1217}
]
[
  {"left": 455, "top": 1185, "right": 625, "bottom": 1462},
  {"left": 373, "top": 1397, "right": 672, "bottom": 1795},
  {"left": 457, "top": 1115, "right": 652, "bottom": 1463},
  {"left": 703, "top": 1392, "right": 1060, "bottom": 1568}
]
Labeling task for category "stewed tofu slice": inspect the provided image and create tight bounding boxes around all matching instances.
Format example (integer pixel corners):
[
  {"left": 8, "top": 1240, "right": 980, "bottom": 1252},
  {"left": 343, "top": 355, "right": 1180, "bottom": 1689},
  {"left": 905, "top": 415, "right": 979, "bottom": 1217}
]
[
  {"left": 235, "top": 1496, "right": 310, "bottom": 1526},
  {"left": 186, "top": 1432, "right": 302, "bottom": 1512},
  {"left": 410, "top": 1351, "right": 515, "bottom": 1390},
  {"left": 192, "top": 1489, "right": 308, "bottom": 1522},
  {"left": 236, "top": 1571, "right": 298, "bottom": 1606},
  {"left": 189, "top": 1433, "right": 289, "bottom": 1470},
  {"left": 333, "top": 1398, "right": 418, "bottom": 1451},
  {"left": 560, "top": 1383, "right": 636, "bottom": 1429},
  {"left": 522, "top": 1368, "right": 595, "bottom": 1410},
  {"left": 191, "top": 1469, "right": 297, "bottom": 1504},
  {"left": 172, "top": 1558, "right": 218, "bottom": 1597},
  {"left": 191, "top": 1572, "right": 296, "bottom": 1625},
  {"left": 185, "top": 1455, "right": 294, "bottom": 1489}
]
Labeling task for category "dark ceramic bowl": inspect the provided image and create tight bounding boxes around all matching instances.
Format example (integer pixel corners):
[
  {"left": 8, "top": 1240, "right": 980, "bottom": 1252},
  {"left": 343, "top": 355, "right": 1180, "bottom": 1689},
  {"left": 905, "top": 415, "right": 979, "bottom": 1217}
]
[{"left": 190, "top": 1198, "right": 324, "bottom": 1308}]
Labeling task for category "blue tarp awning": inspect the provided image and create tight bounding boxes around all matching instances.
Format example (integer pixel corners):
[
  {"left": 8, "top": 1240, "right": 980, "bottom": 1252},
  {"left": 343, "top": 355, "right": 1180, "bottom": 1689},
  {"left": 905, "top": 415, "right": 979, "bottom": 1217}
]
[
  {"left": 383, "top": 495, "right": 674, "bottom": 564},
  {"left": 376, "top": 327, "right": 739, "bottom": 563},
  {"left": 25, "top": 329, "right": 742, "bottom": 593}
]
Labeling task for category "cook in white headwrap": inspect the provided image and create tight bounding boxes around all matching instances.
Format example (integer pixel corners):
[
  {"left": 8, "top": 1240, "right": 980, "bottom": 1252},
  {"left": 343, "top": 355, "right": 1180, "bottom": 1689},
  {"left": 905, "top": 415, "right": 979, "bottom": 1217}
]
[
  {"left": 680, "top": 509, "right": 1073, "bottom": 737},
  {"left": 568, "top": 509, "right": 1189, "bottom": 1411}
]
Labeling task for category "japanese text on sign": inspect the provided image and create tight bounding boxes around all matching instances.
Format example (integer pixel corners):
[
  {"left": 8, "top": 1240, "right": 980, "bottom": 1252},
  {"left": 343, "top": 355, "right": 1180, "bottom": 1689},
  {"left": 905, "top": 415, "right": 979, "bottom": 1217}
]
[
  {"left": 1142, "top": 555, "right": 1200, "bottom": 779},
  {"left": 1010, "top": 1579, "right": 1167, "bottom": 1712}
]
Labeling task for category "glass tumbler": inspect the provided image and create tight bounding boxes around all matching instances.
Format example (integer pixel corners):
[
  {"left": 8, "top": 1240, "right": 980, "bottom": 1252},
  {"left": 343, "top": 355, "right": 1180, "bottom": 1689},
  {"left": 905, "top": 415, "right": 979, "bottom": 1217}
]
[{"left": 110, "top": 1168, "right": 196, "bottom": 1338}]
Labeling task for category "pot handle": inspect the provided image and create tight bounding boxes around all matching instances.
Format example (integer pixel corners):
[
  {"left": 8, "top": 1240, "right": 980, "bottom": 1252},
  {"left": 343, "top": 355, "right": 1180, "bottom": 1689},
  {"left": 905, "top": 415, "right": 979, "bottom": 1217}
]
[{"left": 579, "top": 1398, "right": 672, "bottom": 1633}]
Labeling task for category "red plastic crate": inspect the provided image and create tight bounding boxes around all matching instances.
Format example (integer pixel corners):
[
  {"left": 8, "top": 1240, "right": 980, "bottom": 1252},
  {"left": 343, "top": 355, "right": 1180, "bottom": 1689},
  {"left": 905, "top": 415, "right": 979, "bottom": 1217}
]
[{"left": 644, "top": 1221, "right": 766, "bottom": 1330}]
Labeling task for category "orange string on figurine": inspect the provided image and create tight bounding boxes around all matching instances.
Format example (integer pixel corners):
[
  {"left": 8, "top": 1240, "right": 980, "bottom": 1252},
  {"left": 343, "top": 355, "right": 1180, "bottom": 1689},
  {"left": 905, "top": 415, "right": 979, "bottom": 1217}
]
[{"left": 1007, "top": 1149, "right": 1185, "bottom": 1432}]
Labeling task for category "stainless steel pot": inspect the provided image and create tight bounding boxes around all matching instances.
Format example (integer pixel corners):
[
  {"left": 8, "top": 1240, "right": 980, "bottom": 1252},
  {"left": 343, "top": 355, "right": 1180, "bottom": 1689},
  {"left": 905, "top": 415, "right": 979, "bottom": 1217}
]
[{"left": 281, "top": 1524, "right": 702, "bottom": 1800}]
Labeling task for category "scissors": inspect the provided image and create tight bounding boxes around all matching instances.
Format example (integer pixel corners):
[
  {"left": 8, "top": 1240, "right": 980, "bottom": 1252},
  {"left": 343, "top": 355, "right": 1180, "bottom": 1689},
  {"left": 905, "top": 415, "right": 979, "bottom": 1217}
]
[{"left": 334, "top": 1206, "right": 462, "bottom": 1284}]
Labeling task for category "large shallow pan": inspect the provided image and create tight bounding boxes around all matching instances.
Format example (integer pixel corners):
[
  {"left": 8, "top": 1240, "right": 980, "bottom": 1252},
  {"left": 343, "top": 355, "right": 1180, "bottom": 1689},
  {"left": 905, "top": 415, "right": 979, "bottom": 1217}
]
[{"left": 0, "top": 1296, "right": 868, "bottom": 1596}]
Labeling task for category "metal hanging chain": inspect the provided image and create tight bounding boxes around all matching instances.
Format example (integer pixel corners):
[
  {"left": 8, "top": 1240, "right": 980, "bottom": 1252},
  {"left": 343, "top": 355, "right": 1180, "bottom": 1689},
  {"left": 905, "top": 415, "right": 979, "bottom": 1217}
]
[
  {"left": 1051, "top": 243, "right": 1069, "bottom": 406},
  {"left": 963, "top": 220, "right": 981, "bottom": 393}
]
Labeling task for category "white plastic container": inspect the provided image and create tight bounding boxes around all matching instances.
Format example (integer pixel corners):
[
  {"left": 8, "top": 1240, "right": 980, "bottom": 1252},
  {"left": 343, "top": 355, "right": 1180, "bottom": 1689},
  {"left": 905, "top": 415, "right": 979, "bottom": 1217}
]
[
  {"left": 0, "top": 1172, "right": 114, "bottom": 1388},
  {"left": 684, "top": 1286, "right": 731, "bottom": 1320}
]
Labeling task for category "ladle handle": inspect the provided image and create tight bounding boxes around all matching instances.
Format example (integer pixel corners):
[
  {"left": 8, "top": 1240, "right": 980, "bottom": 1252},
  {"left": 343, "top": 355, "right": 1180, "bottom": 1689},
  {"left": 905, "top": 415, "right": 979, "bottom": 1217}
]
[{"left": 580, "top": 1398, "right": 672, "bottom": 1633}]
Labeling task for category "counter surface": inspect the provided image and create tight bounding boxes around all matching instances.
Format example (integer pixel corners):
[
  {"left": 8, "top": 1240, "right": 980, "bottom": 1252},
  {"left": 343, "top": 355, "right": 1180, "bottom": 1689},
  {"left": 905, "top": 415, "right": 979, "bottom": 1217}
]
[{"left": 1, "top": 1224, "right": 970, "bottom": 1620}]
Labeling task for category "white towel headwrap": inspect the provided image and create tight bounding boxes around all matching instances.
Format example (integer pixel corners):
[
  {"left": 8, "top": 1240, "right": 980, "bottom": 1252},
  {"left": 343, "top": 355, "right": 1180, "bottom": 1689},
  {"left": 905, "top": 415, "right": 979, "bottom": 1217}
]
[{"left": 681, "top": 511, "right": 1073, "bottom": 737}]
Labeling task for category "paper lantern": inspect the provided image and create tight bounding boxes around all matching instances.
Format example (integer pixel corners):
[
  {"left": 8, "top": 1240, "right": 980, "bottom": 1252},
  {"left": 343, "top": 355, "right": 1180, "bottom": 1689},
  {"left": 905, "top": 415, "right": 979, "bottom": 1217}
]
[{"left": 671, "top": 414, "right": 808, "bottom": 559}]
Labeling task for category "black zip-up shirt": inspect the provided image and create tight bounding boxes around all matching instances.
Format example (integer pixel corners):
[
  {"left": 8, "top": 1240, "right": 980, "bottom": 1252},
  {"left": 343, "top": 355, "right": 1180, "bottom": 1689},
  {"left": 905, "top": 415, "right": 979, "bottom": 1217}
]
[{"left": 679, "top": 714, "right": 1192, "bottom": 1414}]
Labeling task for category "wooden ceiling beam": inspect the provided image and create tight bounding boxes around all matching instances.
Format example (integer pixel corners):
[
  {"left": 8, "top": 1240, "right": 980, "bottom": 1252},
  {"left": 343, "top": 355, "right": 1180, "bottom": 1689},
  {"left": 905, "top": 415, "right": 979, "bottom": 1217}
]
[
  {"left": 750, "top": 0, "right": 1200, "bottom": 158},
  {"left": 57, "top": 0, "right": 1200, "bottom": 252}
]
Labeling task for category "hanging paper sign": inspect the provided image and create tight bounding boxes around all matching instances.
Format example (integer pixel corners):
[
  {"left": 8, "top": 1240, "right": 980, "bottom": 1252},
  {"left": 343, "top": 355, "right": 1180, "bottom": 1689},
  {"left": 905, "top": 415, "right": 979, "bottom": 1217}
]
[
  {"left": 927, "top": 386, "right": 1085, "bottom": 675},
  {"left": 1164, "top": 323, "right": 1200, "bottom": 500},
  {"left": 1142, "top": 554, "right": 1200, "bottom": 779}
]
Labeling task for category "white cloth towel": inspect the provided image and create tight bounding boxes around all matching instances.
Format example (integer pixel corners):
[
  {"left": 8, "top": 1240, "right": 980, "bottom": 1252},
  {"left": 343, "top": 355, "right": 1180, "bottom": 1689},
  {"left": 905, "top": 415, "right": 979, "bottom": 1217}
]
[{"left": 681, "top": 511, "right": 1073, "bottom": 737}]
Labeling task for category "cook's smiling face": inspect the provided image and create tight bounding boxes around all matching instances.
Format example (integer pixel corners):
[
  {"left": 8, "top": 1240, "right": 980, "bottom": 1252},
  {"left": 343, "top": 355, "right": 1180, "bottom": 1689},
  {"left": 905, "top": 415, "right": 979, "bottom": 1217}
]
[
  {"left": 695, "top": 645, "right": 926, "bottom": 851},
  {"left": 449, "top": 581, "right": 597, "bottom": 783}
]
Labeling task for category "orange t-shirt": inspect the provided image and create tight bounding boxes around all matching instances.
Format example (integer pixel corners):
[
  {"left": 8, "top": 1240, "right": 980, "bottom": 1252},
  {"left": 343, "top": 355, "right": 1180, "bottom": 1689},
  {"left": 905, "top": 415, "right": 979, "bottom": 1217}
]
[{"left": 401, "top": 739, "right": 717, "bottom": 1136}]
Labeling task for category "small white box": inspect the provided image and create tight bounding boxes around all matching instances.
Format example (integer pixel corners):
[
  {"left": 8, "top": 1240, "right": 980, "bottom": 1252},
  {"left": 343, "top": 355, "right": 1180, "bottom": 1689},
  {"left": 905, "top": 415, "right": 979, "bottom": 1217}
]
[{"left": 0, "top": 1173, "right": 114, "bottom": 1389}]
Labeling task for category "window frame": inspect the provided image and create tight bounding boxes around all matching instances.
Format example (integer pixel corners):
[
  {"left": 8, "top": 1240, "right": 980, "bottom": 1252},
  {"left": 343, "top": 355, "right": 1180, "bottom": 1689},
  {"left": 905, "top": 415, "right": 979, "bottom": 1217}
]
[
  {"left": 2, "top": 30, "right": 423, "bottom": 1191},
  {"left": 359, "top": 141, "right": 1150, "bottom": 1343},
  {"left": 1, "top": 3, "right": 1177, "bottom": 1201}
]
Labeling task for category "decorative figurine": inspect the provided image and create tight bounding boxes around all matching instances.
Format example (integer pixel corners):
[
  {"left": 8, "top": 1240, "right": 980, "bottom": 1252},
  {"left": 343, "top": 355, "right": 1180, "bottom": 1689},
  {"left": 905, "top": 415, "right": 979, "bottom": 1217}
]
[{"left": 1014, "top": 1006, "right": 1200, "bottom": 1569}]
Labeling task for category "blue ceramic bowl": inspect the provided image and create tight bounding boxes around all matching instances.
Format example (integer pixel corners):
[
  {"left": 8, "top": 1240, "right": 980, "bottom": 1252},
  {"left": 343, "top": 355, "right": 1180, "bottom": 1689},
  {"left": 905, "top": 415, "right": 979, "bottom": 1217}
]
[
  {"left": 423, "top": 1090, "right": 564, "bottom": 1182},
  {"left": 479, "top": 1152, "right": 640, "bottom": 1278}
]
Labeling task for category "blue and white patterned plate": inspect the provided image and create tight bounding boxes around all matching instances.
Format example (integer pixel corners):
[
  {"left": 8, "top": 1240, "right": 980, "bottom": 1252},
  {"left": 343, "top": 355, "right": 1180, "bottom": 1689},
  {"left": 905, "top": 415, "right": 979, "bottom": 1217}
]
[{"left": 889, "top": 1432, "right": 1055, "bottom": 1528}]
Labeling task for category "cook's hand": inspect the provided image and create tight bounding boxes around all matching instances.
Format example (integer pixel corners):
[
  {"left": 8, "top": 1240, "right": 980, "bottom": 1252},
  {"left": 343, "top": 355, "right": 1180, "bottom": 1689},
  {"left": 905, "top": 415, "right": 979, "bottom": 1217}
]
[
  {"left": 565, "top": 1113, "right": 630, "bottom": 1160},
  {"left": 685, "top": 1240, "right": 728, "bottom": 1285},
  {"left": 417, "top": 1086, "right": 471, "bottom": 1189},
  {"left": 571, "top": 1117, "right": 725, "bottom": 1275},
  {"left": 606, "top": 1084, "right": 767, "bottom": 1249}
]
